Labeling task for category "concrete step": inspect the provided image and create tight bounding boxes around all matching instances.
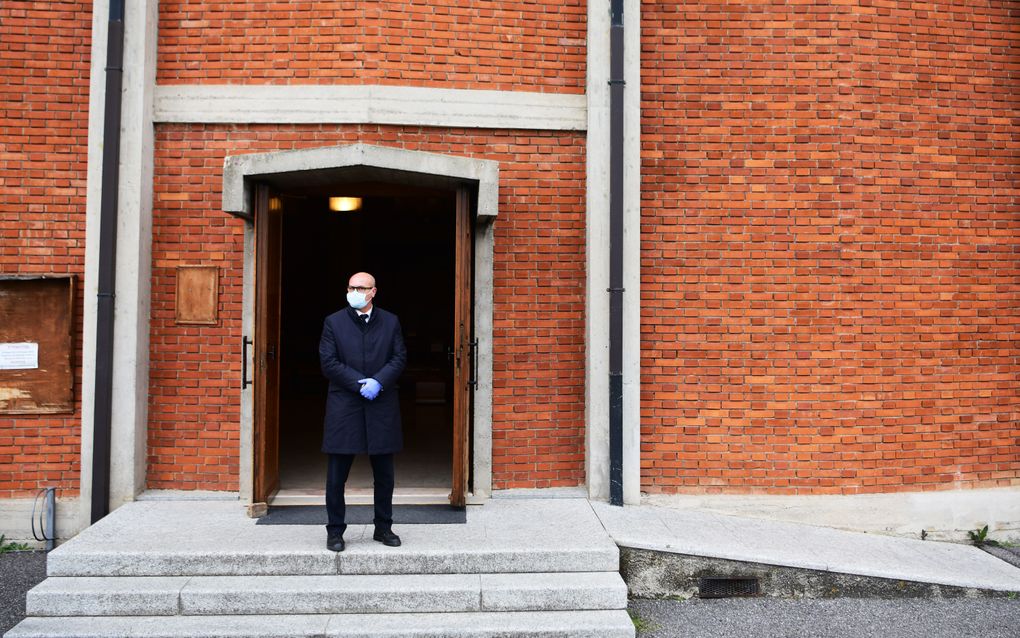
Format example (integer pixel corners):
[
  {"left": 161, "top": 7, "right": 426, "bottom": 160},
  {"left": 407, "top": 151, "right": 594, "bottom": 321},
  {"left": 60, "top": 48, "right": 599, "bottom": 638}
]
[
  {"left": 4, "top": 610, "right": 636, "bottom": 638},
  {"left": 46, "top": 500, "right": 620, "bottom": 577},
  {"left": 26, "top": 572, "right": 628, "bottom": 617},
  {"left": 46, "top": 545, "right": 619, "bottom": 577}
]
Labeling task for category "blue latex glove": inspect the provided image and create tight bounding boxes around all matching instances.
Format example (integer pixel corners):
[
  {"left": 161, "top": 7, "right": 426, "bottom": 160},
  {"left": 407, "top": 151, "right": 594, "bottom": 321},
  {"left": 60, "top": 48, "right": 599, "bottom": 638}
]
[{"left": 357, "top": 378, "right": 382, "bottom": 401}]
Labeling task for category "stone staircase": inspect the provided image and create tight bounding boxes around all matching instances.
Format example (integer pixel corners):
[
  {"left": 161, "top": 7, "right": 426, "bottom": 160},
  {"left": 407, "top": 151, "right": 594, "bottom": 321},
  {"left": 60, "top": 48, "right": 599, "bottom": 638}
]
[{"left": 4, "top": 499, "right": 634, "bottom": 637}]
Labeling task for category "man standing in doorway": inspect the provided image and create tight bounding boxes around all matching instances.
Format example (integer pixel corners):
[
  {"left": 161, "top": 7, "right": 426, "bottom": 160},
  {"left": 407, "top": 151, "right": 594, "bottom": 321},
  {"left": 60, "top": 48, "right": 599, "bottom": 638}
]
[{"left": 319, "top": 272, "right": 407, "bottom": 552}]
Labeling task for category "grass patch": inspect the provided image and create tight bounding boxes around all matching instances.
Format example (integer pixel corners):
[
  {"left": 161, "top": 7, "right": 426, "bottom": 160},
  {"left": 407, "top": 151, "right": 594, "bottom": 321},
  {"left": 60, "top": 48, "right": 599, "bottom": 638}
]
[
  {"left": 628, "top": 608, "right": 659, "bottom": 634},
  {"left": 0, "top": 534, "right": 32, "bottom": 553}
]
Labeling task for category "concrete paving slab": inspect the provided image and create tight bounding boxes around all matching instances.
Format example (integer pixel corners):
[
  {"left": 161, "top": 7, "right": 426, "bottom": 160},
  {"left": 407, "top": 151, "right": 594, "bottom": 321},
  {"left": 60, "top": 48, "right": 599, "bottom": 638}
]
[
  {"left": 4, "top": 614, "right": 330, "bottom": 638},
  {"left": 323, "top": 610, "right": 636, "bottom": 637},
  {"left": 480, "top": 572, "right": 628, "bottom": 611},
  {"left": 46, "top": 502, "right": 338, "bottom": 576},
  {"left": 25, "top": 576, "right": 189, "bottom": 617},
  {"left": 180, "top": 574, "right": 481, "bottom": 615},
  {"left": 47, "top": 499, "right": 618, "bottom": 577},
  {"left": 592, "top": 501, "right": 1020, "bottom": 592},
  {"left": 5, "top": 611, "right": 635, "bottom": 638}
]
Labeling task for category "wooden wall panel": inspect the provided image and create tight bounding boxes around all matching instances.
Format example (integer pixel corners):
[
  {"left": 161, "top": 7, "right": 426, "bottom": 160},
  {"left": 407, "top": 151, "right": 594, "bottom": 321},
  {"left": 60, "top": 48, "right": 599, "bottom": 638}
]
[{"left": 0, "top": 277, "right": 74, "bottom": 414}]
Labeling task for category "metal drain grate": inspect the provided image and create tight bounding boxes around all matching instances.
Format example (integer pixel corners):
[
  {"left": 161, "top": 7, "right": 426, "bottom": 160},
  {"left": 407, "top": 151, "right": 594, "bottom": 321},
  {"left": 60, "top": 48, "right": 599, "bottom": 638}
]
[{"left": 698, "top": 577, "right": 761, "bottom": 598}]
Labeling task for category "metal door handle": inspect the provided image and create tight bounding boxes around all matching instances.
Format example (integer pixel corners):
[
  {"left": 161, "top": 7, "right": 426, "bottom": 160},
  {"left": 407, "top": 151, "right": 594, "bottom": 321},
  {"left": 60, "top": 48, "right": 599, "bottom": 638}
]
[
  {"left": 242, "top": 336, "right": 253, "bottom": 389},
  {"left": 468, "top": 339, "right": 478, "bottom": 389}
]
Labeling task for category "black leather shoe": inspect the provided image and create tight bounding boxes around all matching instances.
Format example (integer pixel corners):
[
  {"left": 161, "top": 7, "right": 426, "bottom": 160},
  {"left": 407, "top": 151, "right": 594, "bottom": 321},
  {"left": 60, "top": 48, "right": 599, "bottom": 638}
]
[
  {"left": 326, "top": 535, "right": 345, "bottom": 552},
  {"left": 373, "top": 530, "right": 401, "bottom": 547}
]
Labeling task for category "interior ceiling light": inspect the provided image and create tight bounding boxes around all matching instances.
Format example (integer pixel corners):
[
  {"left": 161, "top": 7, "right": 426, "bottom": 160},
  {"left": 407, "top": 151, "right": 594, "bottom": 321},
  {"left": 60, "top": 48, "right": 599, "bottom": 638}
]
[{"left": 329, "top": 196, "right": 362, "bottom": 212}]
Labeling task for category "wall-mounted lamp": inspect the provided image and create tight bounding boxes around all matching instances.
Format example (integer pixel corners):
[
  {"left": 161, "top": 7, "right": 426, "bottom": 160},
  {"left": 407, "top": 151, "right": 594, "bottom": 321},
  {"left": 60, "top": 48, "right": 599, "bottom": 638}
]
[
  {"left": 268, "top": 196, "right": 283, "bottom": 212},
  {"left": 329, "top": 196, "right": 362, "bottom": 212}
]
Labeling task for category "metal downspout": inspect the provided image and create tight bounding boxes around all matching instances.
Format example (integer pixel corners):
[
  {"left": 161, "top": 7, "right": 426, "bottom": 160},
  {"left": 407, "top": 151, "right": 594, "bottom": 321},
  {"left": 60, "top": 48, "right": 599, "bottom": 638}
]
[
  {"left": 91, "top": 0, "right": 126, "bottom": 523},
  {"left": 608, "top": 0, "right": 625, "bottom": 506}
]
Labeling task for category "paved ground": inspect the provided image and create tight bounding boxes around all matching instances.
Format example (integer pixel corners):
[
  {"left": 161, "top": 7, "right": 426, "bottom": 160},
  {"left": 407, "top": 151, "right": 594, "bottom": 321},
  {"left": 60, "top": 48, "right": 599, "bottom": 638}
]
[
  {"left": 629, "top": 598, "right": 1020, "bottom": 638},
  {"left": 4, "top": 550, "right": 1020, "bottom": 637},
  {"left": 983, "top": 544, "right": 1020, "bottom": 570},
  {"left": 0, "top": 552, "right": 46, "bottom": 637}
]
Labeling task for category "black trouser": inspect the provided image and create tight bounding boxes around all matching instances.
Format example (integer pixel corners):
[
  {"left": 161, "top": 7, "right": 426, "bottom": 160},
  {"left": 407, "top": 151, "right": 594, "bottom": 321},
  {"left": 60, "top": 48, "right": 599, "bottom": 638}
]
[{"left": 325, "top": 453, "right": 394, "bottom": 537}]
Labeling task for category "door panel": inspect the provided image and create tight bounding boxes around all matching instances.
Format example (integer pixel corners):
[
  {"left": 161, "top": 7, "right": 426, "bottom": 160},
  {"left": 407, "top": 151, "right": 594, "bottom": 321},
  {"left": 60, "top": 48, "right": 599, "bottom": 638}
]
[
  {"left": 450, "top": 187, "right": 472, "bottom": 507},
  {"left": 254, "top": 185, "right": 282, "bottom": 505}
]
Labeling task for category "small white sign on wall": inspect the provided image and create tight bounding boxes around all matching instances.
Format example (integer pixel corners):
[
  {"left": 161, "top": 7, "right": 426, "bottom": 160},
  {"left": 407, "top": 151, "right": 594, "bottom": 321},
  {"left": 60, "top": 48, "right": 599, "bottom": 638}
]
[{"left": 0, "top": 343, "right": 39, "bottom": 370}]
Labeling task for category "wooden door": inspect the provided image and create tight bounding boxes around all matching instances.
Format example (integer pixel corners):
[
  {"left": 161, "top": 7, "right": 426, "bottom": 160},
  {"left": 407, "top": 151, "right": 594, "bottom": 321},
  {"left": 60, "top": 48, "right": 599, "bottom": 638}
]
[
  {"left": 450, "top": 187, "right": 473, "bottom": 508},
  {"left": 254, "top": 184, "right": 282, "bottom": 506}
]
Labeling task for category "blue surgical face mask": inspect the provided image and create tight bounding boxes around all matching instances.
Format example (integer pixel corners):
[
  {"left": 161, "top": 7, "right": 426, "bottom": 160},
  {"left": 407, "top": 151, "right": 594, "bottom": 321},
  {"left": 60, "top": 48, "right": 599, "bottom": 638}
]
[{"left": 347, "top": 290, "right": 369, "bottom": 310}]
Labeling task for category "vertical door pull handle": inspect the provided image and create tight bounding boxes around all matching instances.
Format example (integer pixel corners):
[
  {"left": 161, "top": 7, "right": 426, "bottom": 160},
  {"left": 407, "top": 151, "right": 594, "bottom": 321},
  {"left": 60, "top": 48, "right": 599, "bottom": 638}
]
[
  {"left": 242, "top": 336, "right": 253, "bottom": 389},
  {"left": 468, "top": 339, "right": 479, "bottom": 389}
]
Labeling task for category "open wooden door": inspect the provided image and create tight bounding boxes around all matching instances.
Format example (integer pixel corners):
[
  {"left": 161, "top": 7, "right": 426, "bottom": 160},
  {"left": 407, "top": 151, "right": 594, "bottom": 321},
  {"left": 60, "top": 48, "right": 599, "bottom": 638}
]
[
  {"left": 253, "top": 184, "right": 282, "bottom": 507},
  {"left": 450, "top": 187, "right": 473, "bottom": 508}
]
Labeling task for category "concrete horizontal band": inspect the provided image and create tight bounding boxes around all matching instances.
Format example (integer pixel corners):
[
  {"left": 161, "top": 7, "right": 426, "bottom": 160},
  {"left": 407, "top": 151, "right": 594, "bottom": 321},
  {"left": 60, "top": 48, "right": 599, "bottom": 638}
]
[{"left": 154, "top": 84, "right": 587, "bottom": 130}]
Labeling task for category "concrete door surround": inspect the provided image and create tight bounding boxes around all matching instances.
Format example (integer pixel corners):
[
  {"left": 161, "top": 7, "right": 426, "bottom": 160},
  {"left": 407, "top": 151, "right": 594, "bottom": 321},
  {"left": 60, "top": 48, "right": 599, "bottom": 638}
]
[{"left": 222, "top": 144, "right": 498, "bottom": 505}]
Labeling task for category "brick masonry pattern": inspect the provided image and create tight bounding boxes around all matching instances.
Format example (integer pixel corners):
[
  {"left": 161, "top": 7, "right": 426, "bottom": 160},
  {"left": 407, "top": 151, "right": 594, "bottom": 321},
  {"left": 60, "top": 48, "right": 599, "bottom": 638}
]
[
  {"left": 0, "top": 0, "right": 92, "bottom": 498},
  {"left": 147, "top": 124, "right": 587, "bottom": 491},
  {"left": 156, "top": 0, "right": 586, "bottom": 93},
  {"left": 2, "top": 0, "right": 1019, "bottom": 499},
  {"left": 640, "top": 0, "right": 1020, "bottom": 494}
]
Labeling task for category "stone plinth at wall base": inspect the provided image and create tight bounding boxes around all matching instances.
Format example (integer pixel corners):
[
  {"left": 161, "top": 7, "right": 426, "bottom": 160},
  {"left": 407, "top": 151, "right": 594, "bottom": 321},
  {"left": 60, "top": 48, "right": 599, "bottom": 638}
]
[
  {"left": 0, "top": 498, "right": 84, "bottom": 547},
  {"left": 641, "top": 487, "right": 1020, "bottom": 543},
  {"left": 620, "top": 547, "right": 1018, "bottom": 600}
]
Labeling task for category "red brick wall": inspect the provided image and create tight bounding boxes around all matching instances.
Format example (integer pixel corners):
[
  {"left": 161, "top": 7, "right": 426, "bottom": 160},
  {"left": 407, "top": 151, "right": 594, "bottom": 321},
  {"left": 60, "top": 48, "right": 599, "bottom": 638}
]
[
  {"left": 148, "top": 125, "right": 586, "bottom": 490},
  {"left": 640, "top": 1, "right": 1020, "bottom": 494},
  {"left": 0, "top": 1, "right": 91, "bottom": 498},
  {"left": 156, "top": 1, "right": 586, "bottom": 92}
]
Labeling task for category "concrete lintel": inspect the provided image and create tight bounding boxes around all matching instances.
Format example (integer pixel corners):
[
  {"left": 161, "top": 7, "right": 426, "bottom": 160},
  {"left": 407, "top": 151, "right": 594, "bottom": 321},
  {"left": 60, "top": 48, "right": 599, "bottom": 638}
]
[
  {"left": 154, "top": 84, "right": 587, "bottom": 131},
  {"left": 223, "top": 143, "right": 500, "bottom": 219}
]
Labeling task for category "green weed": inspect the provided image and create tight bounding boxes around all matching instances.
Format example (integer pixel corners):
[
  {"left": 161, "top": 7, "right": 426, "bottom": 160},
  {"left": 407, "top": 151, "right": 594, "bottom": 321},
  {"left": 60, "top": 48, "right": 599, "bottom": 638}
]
[
  {"left": 0, "top": 534, "right": 32, "bottom": 553},
  {"left": 628, "top": 608, "right": 659, "bottom": 634}
]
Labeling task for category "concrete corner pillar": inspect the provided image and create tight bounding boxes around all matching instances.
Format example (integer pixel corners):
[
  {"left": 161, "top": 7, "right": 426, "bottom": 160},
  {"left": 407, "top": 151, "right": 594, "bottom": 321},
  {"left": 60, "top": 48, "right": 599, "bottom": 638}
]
[
  {"left": 587, "top": 0, "right": 641, "bottom": 504},
  {"left": 80, "top": 0, "right": 159, "bottom": 525},
  {"left": 586, "top": 0, "right": 612, "bottom": 502}
]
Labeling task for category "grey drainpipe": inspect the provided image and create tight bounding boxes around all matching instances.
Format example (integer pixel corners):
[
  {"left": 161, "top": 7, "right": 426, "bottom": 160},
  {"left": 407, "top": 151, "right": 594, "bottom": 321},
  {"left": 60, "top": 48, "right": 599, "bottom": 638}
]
[
  {"left": 91, "top": 0, "right": 126, "bottom": 524},
  {"left": 608, "top": 0, "right": 625, "bottom": 506}
]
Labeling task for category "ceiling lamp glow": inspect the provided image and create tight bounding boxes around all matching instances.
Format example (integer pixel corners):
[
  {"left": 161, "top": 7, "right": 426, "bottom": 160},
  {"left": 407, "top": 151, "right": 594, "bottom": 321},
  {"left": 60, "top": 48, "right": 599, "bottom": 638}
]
[{"left": 329, "top": 196, "right": 362, "bottom": 212}]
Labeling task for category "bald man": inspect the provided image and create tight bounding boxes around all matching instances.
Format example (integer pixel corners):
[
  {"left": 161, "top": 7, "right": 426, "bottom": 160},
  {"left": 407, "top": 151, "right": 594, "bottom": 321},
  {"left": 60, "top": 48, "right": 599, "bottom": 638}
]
[{"left": 319, "top": 272, "right": 407, "bottom": 552}]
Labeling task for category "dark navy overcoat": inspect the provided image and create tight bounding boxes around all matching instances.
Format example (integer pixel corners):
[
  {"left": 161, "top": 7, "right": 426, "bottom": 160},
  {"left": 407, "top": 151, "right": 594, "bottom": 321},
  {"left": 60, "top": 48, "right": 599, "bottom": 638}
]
[{"left": 319, "top": 306, "right": 407, "bottom": 454}]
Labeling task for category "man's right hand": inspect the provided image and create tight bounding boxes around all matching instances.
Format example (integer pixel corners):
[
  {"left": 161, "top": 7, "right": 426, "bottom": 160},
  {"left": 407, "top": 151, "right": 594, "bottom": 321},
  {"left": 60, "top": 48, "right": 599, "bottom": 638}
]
[{"left": 357, "top": 378, "right": 382, "bottom": 400}]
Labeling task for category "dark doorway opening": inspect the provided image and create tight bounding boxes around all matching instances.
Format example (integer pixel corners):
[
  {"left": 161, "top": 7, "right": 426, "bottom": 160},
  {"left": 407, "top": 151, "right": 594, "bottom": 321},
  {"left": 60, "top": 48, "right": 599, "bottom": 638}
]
[{"left": 274, "top": 183, "right": 459, "bottom": 498}]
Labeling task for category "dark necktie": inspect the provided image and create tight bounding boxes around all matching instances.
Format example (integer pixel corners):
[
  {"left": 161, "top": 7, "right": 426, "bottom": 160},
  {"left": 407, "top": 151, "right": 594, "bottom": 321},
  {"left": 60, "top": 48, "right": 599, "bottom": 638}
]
[{"left": 361, "top": 314, "right": 369, "bottom": 324}]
